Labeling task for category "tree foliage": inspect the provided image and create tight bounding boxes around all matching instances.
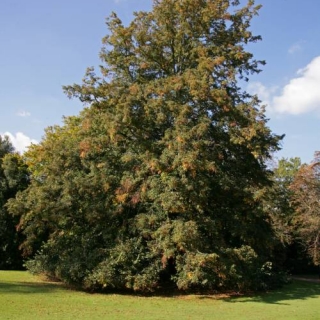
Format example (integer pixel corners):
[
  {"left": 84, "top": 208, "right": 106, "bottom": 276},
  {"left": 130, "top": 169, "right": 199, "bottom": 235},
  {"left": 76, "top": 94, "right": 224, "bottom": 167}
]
[
  {"left": 290, "top": 153, "right": 320, "bottom": 266},
  {"left": 265, "top": 157, "right": 316, "bottom": 274},
  {"left": 268, "top": 157, "right": 302, "bottom": 245},
  {"left": 0, "top": 136, "right": 29, "bottom": 269},
  {"left": 8, "top": 0, "right": 283, "bottom": 291}
]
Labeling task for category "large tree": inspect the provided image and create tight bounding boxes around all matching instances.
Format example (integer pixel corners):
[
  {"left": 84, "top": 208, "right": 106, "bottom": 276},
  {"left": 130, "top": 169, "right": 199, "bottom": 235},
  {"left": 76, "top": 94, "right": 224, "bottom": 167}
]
[{"left": 8, "top": 0, "right": 283, "bottom": 291}]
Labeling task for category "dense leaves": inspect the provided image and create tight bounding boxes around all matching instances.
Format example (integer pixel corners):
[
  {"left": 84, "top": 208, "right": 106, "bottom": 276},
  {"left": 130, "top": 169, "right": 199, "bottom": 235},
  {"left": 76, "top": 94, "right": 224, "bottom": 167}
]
[
  {"left": 290, "top": 153, "right": 320, "bottom": 266},
  {"left": 266, "top": 157, "right": 320, "bottom": 274},
  {"left": 8, "top": 0, "right": 284, "bottom": 291},
  {"left": 0, "top": 136, "right": 29, "bottom": 269},
  {"left": 268, "top": 157, "right": 301, "bottom": 245}
]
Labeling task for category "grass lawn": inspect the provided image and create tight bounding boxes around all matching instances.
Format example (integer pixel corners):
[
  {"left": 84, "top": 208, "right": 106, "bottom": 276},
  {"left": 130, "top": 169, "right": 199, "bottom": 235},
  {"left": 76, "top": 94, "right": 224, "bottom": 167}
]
[{"left": 0, "top": 271, "right": 319, "bottom": 320}]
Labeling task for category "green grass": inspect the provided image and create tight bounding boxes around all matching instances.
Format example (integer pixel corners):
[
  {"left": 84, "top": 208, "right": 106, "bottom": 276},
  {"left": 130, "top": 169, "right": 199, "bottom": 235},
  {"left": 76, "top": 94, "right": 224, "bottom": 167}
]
[{"left": 0, "top": 271, "right": 320, "bottom": 320}]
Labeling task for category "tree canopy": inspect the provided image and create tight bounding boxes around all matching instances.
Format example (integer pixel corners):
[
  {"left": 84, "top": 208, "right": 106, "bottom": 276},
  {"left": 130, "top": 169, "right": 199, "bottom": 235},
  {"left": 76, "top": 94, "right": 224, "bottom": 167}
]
[{"left": 8, "top": 0, "right": 285, "bottom": 291}]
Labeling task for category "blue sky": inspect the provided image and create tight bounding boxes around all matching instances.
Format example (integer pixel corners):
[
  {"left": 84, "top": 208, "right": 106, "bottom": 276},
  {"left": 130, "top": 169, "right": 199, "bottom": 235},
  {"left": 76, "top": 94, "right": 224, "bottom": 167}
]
[{"left": 1, "top": 0, "right": 319, "bottom": 164}]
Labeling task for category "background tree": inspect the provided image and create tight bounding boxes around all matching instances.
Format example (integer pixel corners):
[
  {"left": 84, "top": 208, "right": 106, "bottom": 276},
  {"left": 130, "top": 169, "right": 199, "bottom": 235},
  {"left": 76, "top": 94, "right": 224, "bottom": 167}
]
[
  {"left": 268, "top": 157, "right": 301, "bottom": 244},
  {"left": 0, "top": 136, "right": 29, "bottom": 269},
  {"left": 9, "top": 0, "right": 283, "bottom": 291},
  {"left": 290, "top": 152, "right": 320, "bottom": 267},
  {"left": 265, "top": 157, "right": 315, "bottom": 273}
]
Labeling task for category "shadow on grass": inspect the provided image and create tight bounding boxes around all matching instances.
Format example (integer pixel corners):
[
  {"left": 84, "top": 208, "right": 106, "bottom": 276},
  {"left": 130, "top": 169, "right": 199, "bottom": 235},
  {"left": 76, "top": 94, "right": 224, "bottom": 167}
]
[
  {"left": 0, "top": 281, "right": 64, "bottom": 294},
  {"left": 219, "top": 280, "right": 320, "bottom": 305},
  {"left": 1, "top": 275, "right": 319, "bottom": 306}
]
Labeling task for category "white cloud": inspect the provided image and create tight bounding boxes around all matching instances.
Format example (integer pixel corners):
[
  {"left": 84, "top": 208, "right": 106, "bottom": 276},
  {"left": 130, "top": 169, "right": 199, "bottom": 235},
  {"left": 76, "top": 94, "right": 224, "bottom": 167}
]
[
  {"left": 1, "top": 132, "right": 38, "bottom": 153},
  {"left": 16, "top": 110, "right": 31, "bottom": 117},
  {"left": 248, "top": 56, "right": 320, "bottom": 115},
  {"left": 273, "top": 56, "right": 320, "bottom": 114}
]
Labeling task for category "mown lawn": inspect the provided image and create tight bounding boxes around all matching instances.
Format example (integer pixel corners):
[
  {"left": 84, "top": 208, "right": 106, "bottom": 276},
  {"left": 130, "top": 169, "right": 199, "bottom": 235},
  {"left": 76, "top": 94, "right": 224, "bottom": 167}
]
[{"left": 0, "top": 271, "right": 319, "bottom": 320}]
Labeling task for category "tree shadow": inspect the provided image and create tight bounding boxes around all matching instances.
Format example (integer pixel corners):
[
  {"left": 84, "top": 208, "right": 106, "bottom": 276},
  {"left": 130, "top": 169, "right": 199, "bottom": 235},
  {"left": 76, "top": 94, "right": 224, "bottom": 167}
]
[
  {"left": 0, "top": 281, "right": 64, "bottom": 294},
  {"left": 218, "top": 280, "right": 320, "bottom": 305},
  {"left": 1, "top": 277, "right": 319, "bottom": 305}
]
